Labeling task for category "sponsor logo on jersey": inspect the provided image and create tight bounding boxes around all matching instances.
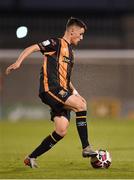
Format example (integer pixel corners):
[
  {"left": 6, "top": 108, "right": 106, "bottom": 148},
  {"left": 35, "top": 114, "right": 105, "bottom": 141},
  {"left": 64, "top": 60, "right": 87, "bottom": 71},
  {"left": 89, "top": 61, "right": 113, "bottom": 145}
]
[{"left": 63, "top": 56, "right": 71, "bottom": 63}]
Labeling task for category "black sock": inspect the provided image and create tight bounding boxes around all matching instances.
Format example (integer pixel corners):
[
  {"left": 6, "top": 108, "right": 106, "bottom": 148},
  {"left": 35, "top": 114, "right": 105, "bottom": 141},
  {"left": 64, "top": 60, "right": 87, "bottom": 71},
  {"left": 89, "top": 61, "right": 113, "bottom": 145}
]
[
  {"left": 29, "top": 131, "right": 63, "bottom": 158},
  {"left": 76, "top": 111, "right": 89, "bottom": 149}
]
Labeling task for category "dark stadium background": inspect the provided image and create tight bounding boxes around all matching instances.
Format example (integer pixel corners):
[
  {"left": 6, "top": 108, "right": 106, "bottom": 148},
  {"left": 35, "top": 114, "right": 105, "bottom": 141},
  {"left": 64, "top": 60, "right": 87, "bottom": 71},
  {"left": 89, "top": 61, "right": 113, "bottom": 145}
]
[
  {"left": 0, "top": 1, "right": 134, "bottom": 179},
  {"left": 0, "top": 0, "right": 134, "bottom": 120}
]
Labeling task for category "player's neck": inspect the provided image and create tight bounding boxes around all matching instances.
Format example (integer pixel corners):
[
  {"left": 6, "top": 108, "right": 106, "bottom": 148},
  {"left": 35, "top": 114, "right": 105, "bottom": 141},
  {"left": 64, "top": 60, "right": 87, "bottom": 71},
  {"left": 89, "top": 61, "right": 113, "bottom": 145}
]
[{"left": 63, "top": 33, "right": 71, "bottom": 44}]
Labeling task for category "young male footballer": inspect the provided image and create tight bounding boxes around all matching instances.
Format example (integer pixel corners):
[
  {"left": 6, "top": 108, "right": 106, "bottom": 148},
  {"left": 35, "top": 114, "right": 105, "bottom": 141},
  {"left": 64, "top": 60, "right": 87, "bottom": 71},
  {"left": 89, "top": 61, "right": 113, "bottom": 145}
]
[{"left": 6, "top": 17, "right": 97, "bottom": 168}]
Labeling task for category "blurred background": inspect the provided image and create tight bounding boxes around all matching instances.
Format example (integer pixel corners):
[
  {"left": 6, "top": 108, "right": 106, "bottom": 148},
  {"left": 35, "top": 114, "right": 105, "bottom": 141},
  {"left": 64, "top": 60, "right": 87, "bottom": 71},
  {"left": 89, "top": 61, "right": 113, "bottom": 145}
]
[{"left": 1, "top": 0, "right": 134, "bottom": 120}]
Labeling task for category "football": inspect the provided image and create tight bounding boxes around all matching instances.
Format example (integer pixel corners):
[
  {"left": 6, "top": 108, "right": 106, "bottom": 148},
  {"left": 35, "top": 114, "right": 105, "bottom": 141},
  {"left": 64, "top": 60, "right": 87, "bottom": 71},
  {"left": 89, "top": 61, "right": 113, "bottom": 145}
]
[{"left": 90, "top": 149, "right": 112, "bottom": 169}]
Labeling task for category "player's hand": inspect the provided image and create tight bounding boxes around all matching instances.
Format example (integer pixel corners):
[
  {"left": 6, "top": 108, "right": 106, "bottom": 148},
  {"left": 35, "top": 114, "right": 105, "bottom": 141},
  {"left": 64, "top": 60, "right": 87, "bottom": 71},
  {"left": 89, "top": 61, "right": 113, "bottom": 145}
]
[
  {"left": 73, "top": 89, "right": 79, "bottom": 96},
  {"left": 72, "top": 89, "right": 86, "bottom": 103},
  {"left": 5, "top": 61, "right": 21, "bottom": 75}
]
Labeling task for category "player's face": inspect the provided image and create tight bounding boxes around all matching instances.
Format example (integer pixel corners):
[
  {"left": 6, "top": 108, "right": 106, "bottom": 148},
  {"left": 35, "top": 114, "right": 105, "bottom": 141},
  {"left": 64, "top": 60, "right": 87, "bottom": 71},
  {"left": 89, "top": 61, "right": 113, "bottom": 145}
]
[{"left": 70, "top": 27, "right": 85, "bottom": 46}]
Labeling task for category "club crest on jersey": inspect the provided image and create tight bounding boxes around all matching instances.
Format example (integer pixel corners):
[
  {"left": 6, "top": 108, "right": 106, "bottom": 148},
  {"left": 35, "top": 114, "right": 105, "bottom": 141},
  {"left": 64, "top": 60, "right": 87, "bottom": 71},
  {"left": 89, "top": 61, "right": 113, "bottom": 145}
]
[
  {"left": 63, "top": 56, "right": 71, "bottom": 63},
  {"left": 58, "top": 89, "right": 68, "bottom": 98}
]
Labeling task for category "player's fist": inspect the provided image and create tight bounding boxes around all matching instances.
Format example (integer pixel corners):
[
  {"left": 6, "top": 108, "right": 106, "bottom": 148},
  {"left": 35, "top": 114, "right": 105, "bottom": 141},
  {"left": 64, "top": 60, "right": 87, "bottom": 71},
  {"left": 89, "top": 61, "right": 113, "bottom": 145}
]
[{"left": 5, "top": 61, "right": 21, "bottom": 75}]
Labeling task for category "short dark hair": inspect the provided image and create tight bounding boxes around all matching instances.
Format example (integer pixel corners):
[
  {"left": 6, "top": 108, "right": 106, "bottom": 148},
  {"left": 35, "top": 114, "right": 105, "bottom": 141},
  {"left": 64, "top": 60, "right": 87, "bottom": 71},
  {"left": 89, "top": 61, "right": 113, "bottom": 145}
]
[{"left": 66, "top": 17, "right": 87, "bottom": 31}]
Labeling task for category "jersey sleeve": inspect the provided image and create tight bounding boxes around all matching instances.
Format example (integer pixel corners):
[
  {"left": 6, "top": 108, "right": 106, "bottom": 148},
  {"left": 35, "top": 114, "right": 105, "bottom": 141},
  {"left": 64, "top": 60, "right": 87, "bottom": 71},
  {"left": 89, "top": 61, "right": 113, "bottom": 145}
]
[{"left": 38, "top": 38, "right": 59, "bottom": 55}]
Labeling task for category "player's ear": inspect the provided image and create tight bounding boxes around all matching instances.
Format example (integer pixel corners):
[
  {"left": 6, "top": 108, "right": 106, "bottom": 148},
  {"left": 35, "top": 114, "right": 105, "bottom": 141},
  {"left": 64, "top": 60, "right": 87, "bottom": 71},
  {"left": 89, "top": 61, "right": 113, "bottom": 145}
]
[{"left": 70, "top": 27, "right": 74, "bottom": 36}]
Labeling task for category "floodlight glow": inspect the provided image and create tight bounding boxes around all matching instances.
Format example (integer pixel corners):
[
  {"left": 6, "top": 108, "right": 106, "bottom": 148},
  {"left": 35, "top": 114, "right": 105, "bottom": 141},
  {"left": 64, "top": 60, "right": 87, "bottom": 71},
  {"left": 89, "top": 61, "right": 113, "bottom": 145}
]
[{"left": 16, "top": 26, "right": 28, "bottom": 38}]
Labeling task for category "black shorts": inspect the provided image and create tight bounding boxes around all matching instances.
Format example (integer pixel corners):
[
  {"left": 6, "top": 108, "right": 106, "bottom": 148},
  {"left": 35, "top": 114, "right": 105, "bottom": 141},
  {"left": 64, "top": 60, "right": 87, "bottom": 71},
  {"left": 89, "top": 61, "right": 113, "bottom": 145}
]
[{"left": 39, "top": 87, "right": 72, "bottom": 121}]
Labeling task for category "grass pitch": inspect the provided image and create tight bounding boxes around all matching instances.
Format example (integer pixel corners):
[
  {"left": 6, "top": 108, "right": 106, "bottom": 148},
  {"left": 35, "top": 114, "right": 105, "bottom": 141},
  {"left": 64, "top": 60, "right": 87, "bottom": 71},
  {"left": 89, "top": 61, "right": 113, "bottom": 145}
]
[{"left": 0, "top": 117, "right": 134, "bottom": 179}]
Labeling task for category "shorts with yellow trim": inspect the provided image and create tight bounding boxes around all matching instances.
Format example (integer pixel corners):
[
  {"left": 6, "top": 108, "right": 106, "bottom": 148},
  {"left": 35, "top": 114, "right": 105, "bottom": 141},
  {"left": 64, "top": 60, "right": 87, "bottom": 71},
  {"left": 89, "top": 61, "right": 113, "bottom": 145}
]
[{"left": 39, "top": 87, "right": 72, "bottom": 121}]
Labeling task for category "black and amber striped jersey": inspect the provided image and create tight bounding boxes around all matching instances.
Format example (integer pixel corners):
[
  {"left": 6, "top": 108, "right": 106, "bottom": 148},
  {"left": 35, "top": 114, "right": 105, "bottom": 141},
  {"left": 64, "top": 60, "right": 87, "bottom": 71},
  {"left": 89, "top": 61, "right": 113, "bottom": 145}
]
[{"left": 38, "top": 38, "right": 74, "bottom": 93}]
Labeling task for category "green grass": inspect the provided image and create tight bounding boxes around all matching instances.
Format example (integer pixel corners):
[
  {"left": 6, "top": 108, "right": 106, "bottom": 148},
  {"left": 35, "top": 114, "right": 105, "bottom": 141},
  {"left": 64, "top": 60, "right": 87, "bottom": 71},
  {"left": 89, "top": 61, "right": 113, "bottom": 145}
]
[{"left": 0, "top": 118, "right": 134, "bottom": 179}]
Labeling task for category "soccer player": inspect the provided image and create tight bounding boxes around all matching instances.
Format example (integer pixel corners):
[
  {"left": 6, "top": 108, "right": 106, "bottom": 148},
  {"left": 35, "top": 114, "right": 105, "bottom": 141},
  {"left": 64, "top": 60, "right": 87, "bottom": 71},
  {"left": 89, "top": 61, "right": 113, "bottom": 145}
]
[{"left": 6, "top": 17, "right": 97, "bottom": 168}]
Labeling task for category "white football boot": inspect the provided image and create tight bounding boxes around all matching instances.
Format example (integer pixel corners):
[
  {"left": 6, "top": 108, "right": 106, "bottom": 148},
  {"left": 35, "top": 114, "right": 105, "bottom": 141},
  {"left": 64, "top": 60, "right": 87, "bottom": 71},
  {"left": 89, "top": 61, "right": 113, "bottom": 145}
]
[
  {"left": 82, "top": 145, "right": 97, "bottom": 158},
  {"left": 24, "top": 156, "right": 38, "bottom": 168}
]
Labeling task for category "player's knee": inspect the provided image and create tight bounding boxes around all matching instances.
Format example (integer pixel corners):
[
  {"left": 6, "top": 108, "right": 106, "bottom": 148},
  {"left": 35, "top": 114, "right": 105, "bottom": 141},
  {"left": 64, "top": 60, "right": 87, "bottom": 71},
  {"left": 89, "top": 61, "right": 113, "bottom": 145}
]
[
  {"left": 56, "top": 128, "right": 67, "bottom": 137},
  {"left": 75, "top": 101, "right": 87, "bottom": 112}
]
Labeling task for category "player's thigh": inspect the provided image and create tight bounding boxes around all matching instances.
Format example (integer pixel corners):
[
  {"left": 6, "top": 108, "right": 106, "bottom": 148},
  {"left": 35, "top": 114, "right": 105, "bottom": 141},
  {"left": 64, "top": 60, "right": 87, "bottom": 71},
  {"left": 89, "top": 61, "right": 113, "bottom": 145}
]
[{"left": 64, "top": 94, "right": 87, "bottom": 111}]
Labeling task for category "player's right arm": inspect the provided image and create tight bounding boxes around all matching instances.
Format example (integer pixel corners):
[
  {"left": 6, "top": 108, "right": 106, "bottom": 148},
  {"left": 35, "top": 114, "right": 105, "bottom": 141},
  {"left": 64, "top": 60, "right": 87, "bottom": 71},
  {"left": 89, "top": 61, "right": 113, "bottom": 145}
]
[{"left": 5, "top": 44, "right": 40, "bottom": 75}]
